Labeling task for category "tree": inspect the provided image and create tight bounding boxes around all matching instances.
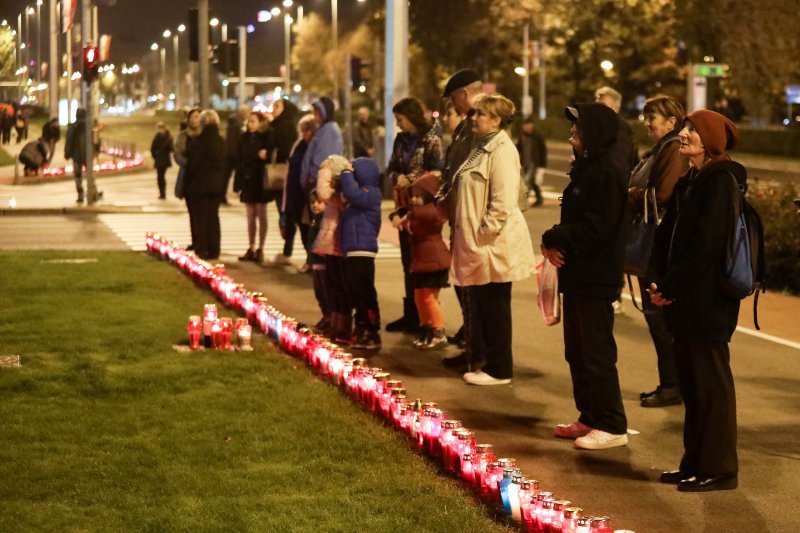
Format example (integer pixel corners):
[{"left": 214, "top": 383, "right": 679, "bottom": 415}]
[
  {"left": 0, "top": 27, "right": 16, "bottom": 81},
  {"left": 292, "top": 13, "right": 336, "bottom": 97}
]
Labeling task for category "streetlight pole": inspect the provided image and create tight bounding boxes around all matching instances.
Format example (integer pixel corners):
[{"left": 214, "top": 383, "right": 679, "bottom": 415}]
[
  {"left": 283, "top": 13, "right": 291, "bottom": 95},
  {"left": 331, "top": 0, "right": 338, "bottom": 105},
  {"left": 198, "top": 0, "right": 210, "bottom": 108},
  {"left": 81, "top": 0, "right": 96, "bottom": 206},
  {"left": 238, "top": 25, "right": 246, "bottom": 108},
  {"left": 48, "top": 0, "right": 58, "bottom": 117},
  {"left": 36, "top": 0, "right": 42, "bottom": 84},
  {"left": 17, "top": 14, "right": 23, "bottom": 100},
  {"left": 384, "top": 0, "right": 409, "bottom": 164},
  {"left": 175, "top": 24, "right": 184, "bottom": 107}
]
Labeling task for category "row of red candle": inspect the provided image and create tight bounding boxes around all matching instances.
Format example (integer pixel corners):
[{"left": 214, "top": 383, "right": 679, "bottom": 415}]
[
  {"left": 187, "top": 310, "right": 252, "bottom": 350},
  {"left": 145, "top": 233, "right": 628, "bottom": 533}
]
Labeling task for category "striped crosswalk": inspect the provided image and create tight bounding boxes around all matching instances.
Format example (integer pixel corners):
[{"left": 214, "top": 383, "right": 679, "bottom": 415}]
[{"left": 98, "top": 208, "right": 402, "bottom": 261}]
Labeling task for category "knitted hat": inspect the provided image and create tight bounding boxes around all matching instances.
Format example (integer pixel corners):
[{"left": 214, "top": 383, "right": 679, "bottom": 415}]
[
  {"left": 409, "top": 172, "right": 441, "bottom": 201},
  {"left": 684, "top": 109, "right": 739, "bottom": 158}
]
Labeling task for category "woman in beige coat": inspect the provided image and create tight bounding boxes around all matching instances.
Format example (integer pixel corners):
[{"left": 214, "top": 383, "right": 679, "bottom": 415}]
[{"left": 451, "top": 94, "right": 536, "bottom": 385}]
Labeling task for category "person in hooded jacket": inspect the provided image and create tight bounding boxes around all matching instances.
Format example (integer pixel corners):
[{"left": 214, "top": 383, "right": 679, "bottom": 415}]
[
  {"left": 541, "top": 102, "right": 629, "bottom": 450},
  {"left": 339, "top": 157, "right": 383, "bottom": 350},
  {"left": 268, "top": 98, "right": 300, "bottom": 264},
  {"left": 648, "top": 110, "right": 744, "bottom": 493},
  {"left": 174, "top": 108, "right": 202, "bottom": 249},
  {"left": 300, "top": 97, "right": 344, "bottom": 192},
  {"left": 283, "top": 114, "right": 318, "bottom": 273},
  {"left": 65, "top": 108, "right": 88, "bottom": 203},
  {"left": 233, "top": 112, "right": 271, "bottom": 263},
  {"left": 184, "top": 110, "right": 226, "bottom": 261}
]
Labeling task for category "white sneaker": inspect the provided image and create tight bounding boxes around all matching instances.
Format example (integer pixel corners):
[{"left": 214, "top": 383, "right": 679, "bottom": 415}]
[
  {"left": 554, "top": 420, "right": 593, "bottom": 439},
  {"left": 463, "top": 370, "right": 511, "bottom": 386},
  {"left": 574, "top": 429, "right": 628, "bottom": 450},
  {"left": 271, "top": 253, "right": 292, "bottom": 265}
]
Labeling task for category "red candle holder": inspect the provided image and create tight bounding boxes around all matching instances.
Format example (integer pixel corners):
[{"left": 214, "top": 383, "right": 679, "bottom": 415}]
[
  {"left": 549, "top": 500, "right": 572, "bottom": 533},
  {"left": 559, "top": 507, "right": 583, "bottom": 533},
  {"left": 471, "top": 444, "right": 495, "bottom": 490},
  {"left": 219, "top": 318, "right": 233, "bottom": 349},
  {"left": 187, "top": 315, "right": 202, "bottom": 349},
  {"left": 210, "top": 319, "right": 223, "bottom": 349},
  {"left": 439, "top": 420, "right": 463, "bottom": 472},
  {"left": 533, "top": 491, "right": 555, "bottom": 532},
  {"left": 519, "top": 478, "right": 540, "bottom": 531},
  {"left": 575, "top": 516, "right": 592, "bottom": 533},
  {"left": 452, "top": 429, "right": 475, "bottom": 475},
  {"left": 460, "top": 452, "right": 475, "bottom": 485},
  {"left": 589, "top": 516, "right": 612, "bottom": 533},
  {"left": 237, "top": 323, "right": 253, "bottom": 351}
]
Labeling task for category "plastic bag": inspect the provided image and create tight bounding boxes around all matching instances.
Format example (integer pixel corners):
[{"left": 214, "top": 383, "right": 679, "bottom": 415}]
[{"left": 536, "top": 258, "right": 561, "bottom": 326}]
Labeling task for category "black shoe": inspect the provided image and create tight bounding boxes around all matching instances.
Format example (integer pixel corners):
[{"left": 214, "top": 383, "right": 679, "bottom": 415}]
[
  {"left": 238, "top": 249, "right": 256, "bottom": 262},
  {"left": 412, "top": 326, "right": 432, "bottom": 349},
  {"left": 352, "top": 331, "right": 381, "bottom": 351},
  {"left": 678, "top": 474, "right": 738, "bottom": 492},
  {"left": 640, "top": 386, "right": 682, "bottom": 407},
  {"left": 447, "top": 325, "right": 466, "bottom": 348},
  {"left": 660, "top": 470, "right": 692, "bottom": 484},
  {"left": 418, "top": 328, "right": 448, "bottom": 351},
  {"left": 313, "top": 317, "right": 331, "bottom": 334},
  {"left": 385, "top": 315, "right": 413, "bottom": 332},
  {"left": 255, "top": 248, "right": 264, "bottom": 264},
  {"left": 442, "top": 351, "right": 470, "bottom": 368}
]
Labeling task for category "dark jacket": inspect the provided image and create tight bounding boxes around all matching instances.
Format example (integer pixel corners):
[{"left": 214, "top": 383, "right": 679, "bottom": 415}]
[
  {"left": 516, "top": 130, "right": 547, "bottom": 170},
  {"left": 283, "top": 138, "right": 310, "bottom": 214},
  {"left": 352, "top": 119, "right": 375, "bottom": 158},
  {"left": 651, "top": 158, "right": 744, "bottom": 342},
  {"left": 339, "top": 157, "right": 382, "bottom": 255},
  {"left": 19, "top": 138, "right": 48, "bottom": 168},
  {"left": 440, "top": 113, "right": 476, "bottom": 224},
  {"left": 541, "top": 103, "right": 628, "bottom": 299},
  {"left": 267, "top": 100, "right": 299, "bottom": 164},
  {"left": 225, "top": 113, "right": 244, "bottom": 157},
  {"left": 406, "top": 174, "right": 450, "bottom": 273},
  {"left": 610, "top": 117, "right": 639, "bottom": 177},
  {"left": 233, "top": 130, "right": 273, "bottom": 204},
  {"left": 184, "top": 124, "right": 226, "bottom": 196},
  {"left": 64, "top": 119, "right": 86, "bottom": 163},
  {"left": 386, "top": 128, "right": 444, "bottom": 209},
  {"left": 150, "top": 131, "right": 174, "bottom": 169}
]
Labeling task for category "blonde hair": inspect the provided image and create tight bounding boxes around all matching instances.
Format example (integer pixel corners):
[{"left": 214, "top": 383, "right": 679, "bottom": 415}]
[
  {"left": 472, "top": 94, "right": 516, "bottom": 126},
  {"left": 199, "top": 109, "right": 220, "bottom": 128},
  {"left": 595, "top": 86, "right": 622, "bottom": 110},
  {"left": 298, "top": 113, "right": 317, "bottom": 135}
]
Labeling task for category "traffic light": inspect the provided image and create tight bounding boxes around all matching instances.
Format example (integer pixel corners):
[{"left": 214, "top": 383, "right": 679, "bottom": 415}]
[
  {"left": 213, "top": 40, "right": 239, "bottom": 77},
  {"left": 82, "top": 45, "right": 100, "bottom": 83},
  {"left": 350, "top": 56, "right": 362, "bottom": 88}
]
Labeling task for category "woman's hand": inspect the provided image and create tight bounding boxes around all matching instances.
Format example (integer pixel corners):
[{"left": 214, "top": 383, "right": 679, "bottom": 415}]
[
  {"left": 391, "top": 215, "right": 407, "bottom": 230},
  {"left": 258, "top": 149, "right": 268, "bottom": 160},
  {"left": 540, "top": 245, "right": 565, "bottom": 268},
  {"left": 647, "top": 282, "right": 673, "bottom": 307}
]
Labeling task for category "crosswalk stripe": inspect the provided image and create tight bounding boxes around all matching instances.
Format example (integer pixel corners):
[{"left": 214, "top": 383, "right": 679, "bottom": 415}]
[{"left": 98, "top": 211, "right": 402, "bottom": 261}]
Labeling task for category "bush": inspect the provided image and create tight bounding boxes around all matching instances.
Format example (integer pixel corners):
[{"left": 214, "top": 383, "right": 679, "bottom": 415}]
[{"left": 749, "top": 180, "right": 800, "bottom": 294}]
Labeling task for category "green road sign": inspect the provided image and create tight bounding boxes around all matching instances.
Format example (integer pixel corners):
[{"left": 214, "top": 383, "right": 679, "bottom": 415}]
[{"left": 694, "top": 63, "right": 727, "bottom": 77}]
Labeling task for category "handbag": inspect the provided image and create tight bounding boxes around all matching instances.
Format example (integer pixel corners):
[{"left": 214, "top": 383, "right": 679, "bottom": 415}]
[
  {"left": 265, "top": 151, "right": 288, "bottom": 191},
  {"left": 623, "top": 186, "right": 658, "bottom": 276},
  {"left": 174, "top": 165, "right": 186, "bottom": 199},
  {"left": 536, "top": 257, "right": 561, "bottom": 326},
  {"left": 518, "top": 175, "right": 530, "bottom": 212}
]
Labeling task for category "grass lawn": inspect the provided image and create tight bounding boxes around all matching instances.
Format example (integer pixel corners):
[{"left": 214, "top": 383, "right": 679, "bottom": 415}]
[
  {"left": 0, "top": 145, "right": 13, "bottom": 166},
  {"left": 0, "top": 251, "right": 509, "bottom": 532}
]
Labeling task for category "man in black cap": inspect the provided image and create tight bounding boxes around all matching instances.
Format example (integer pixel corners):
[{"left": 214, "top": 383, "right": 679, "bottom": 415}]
[{"left": 436, "top": 68, "right": 483, "bottom": 370}]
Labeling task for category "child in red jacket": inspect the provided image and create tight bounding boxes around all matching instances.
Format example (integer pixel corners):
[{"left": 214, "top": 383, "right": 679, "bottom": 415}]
[{"left": 392, "top": 172, "right": 451, "bottom": 350}]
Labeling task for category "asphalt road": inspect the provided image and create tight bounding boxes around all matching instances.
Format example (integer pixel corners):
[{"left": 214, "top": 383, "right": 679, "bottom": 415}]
[{"left": 2, "top": 171, "right": 799, "bottom": 531}]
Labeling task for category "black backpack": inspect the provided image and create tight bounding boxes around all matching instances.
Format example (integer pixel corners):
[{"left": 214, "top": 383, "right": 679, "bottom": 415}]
[{"left": 719, "top": 173, "right": 766, "bottom": 329}]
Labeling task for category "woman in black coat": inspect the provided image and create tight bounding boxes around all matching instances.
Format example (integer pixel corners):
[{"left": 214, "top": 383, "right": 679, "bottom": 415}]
[
  {"left": 541, "top": 103, "right": 629, "bottom": 451},
  {"left": 268, "top": 98, "right": 300, "bottom": 264},
  {"left": 233, "top": 112, "right": 271, "bottom": 263},
  {"left": 184, "top": 110, "right": 226, "bottom": 261},
  {"left": 150, "top": 122, "right": 174, "bottom": 199},
  {"left": 649, "top": 110, "right": 744, "bottom": 492}
]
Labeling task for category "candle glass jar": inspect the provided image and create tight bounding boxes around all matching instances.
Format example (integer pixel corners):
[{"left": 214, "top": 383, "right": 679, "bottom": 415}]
[
  {"left": 575, "top": 516, "right": 592, "bottom": 533},
  {"left": 518, "top": 478, "right": 540, "bottom": 531},
  {"left": 237, "top": 324, "right": 252, "bottom": 351},
  {"left": 187, "top": 315, "right": 202, "bottom": 349},
  {"left": 472, "top": 444, "right": 495, "bottom": 490},
  {"left": 560, "top": 507, "right": 583, "bottom": 533},
  {"left": 590, "top": 516, "right": 612, "bottom": 533},
  {"left": 219, "top": 318, "right": 233, "bottom": 349}
]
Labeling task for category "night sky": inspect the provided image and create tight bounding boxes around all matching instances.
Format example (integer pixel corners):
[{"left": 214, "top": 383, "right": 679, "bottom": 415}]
[{"left": 1, "top": 1, "right": 373, "bottom": 76}]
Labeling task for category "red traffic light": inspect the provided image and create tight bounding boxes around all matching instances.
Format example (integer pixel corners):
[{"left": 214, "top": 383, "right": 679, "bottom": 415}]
[{"left": 82, "top": 45, "right": 100, "bottom": 82}]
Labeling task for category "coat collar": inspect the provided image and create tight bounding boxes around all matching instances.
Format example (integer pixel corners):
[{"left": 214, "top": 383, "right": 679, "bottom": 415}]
[{"left": 459, "top": 130, "right": 508, "bottom": 172}]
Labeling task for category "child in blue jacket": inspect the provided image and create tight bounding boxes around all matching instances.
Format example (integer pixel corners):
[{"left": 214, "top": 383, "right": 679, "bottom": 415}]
[{"left": 339, "top": 157, "right": 383, "bottom": 350}]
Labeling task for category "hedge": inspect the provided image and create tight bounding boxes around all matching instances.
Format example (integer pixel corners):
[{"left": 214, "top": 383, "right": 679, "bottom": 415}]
[{"left": 749, "top": 180, "right": 800, "bottom": 295}]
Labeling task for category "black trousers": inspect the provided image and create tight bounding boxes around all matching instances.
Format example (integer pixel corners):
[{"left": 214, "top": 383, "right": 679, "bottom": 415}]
[
  {"left": 638, "top": 276, "right": 678, "bottom": 388},
  {"left": 673, "top": 339, "right": 738, "bottom": 476},
  {"left": 282, "top": 210, "right": 309, "bottom": 258},
  {"left": 345, "top": 256, "right": 381, "bottom": 331},
  {"left": 186, "top": 194, "right": 222, "bottom": 259},
  {"left": 324, "top": 255, "right": 349, "bottom": 315},
  {"left": 562, "top": 293, "right": 627, "bottom": 435},
  {"left": 469, "top": 282, "right": 513, "bottom": 379},
  {"left": 156, "top": 167, "right": 167, "bottom": 198}
]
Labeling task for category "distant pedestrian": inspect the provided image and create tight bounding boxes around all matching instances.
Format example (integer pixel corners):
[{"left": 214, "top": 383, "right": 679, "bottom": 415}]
[
  {"left": 267, "top": 98, "right": 300, "bottom": 265},
  {"left": 174, "top": 108, "right": 202, "bottom": 249},
  {"left": 41, "top": 118, "right": 60, "bottom": 164},
  {"left": 184, "top": 110, "right": 226, "bottom": 261},
  {"left": 340, "top": 157, "right": 383, "bottom": 350},
  {"left": 1, "top": 105, "right": 15, "bottom": 144},
  {"left": 542, "top": 103, "right": 629, "bottom": 449},
  {"left": 18, "top": 137, "right": 49, "bottom": 176},
  {"left": 233, "top": 112, "right": 271, "bottom": 264},
  {"left": 14, "top": 110, "right": 28, "bottom": 144},
  {"left": 150, "top": 121, "right": 174, "bottom": 200},
  {"left": 352, "top": 106, "right": 376, "bottom": 159},
  {"left": 223, "top": 105, "right": 249, "bottom": 204},
  {"left": 64, "top": 107, "right": 88, "bottom": 203},
  {"left": 516, "top": 116, "right": 547, "bottom": 207},
  {"left": 441, "top": 101, "right": 465, "bottom": 153}
]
